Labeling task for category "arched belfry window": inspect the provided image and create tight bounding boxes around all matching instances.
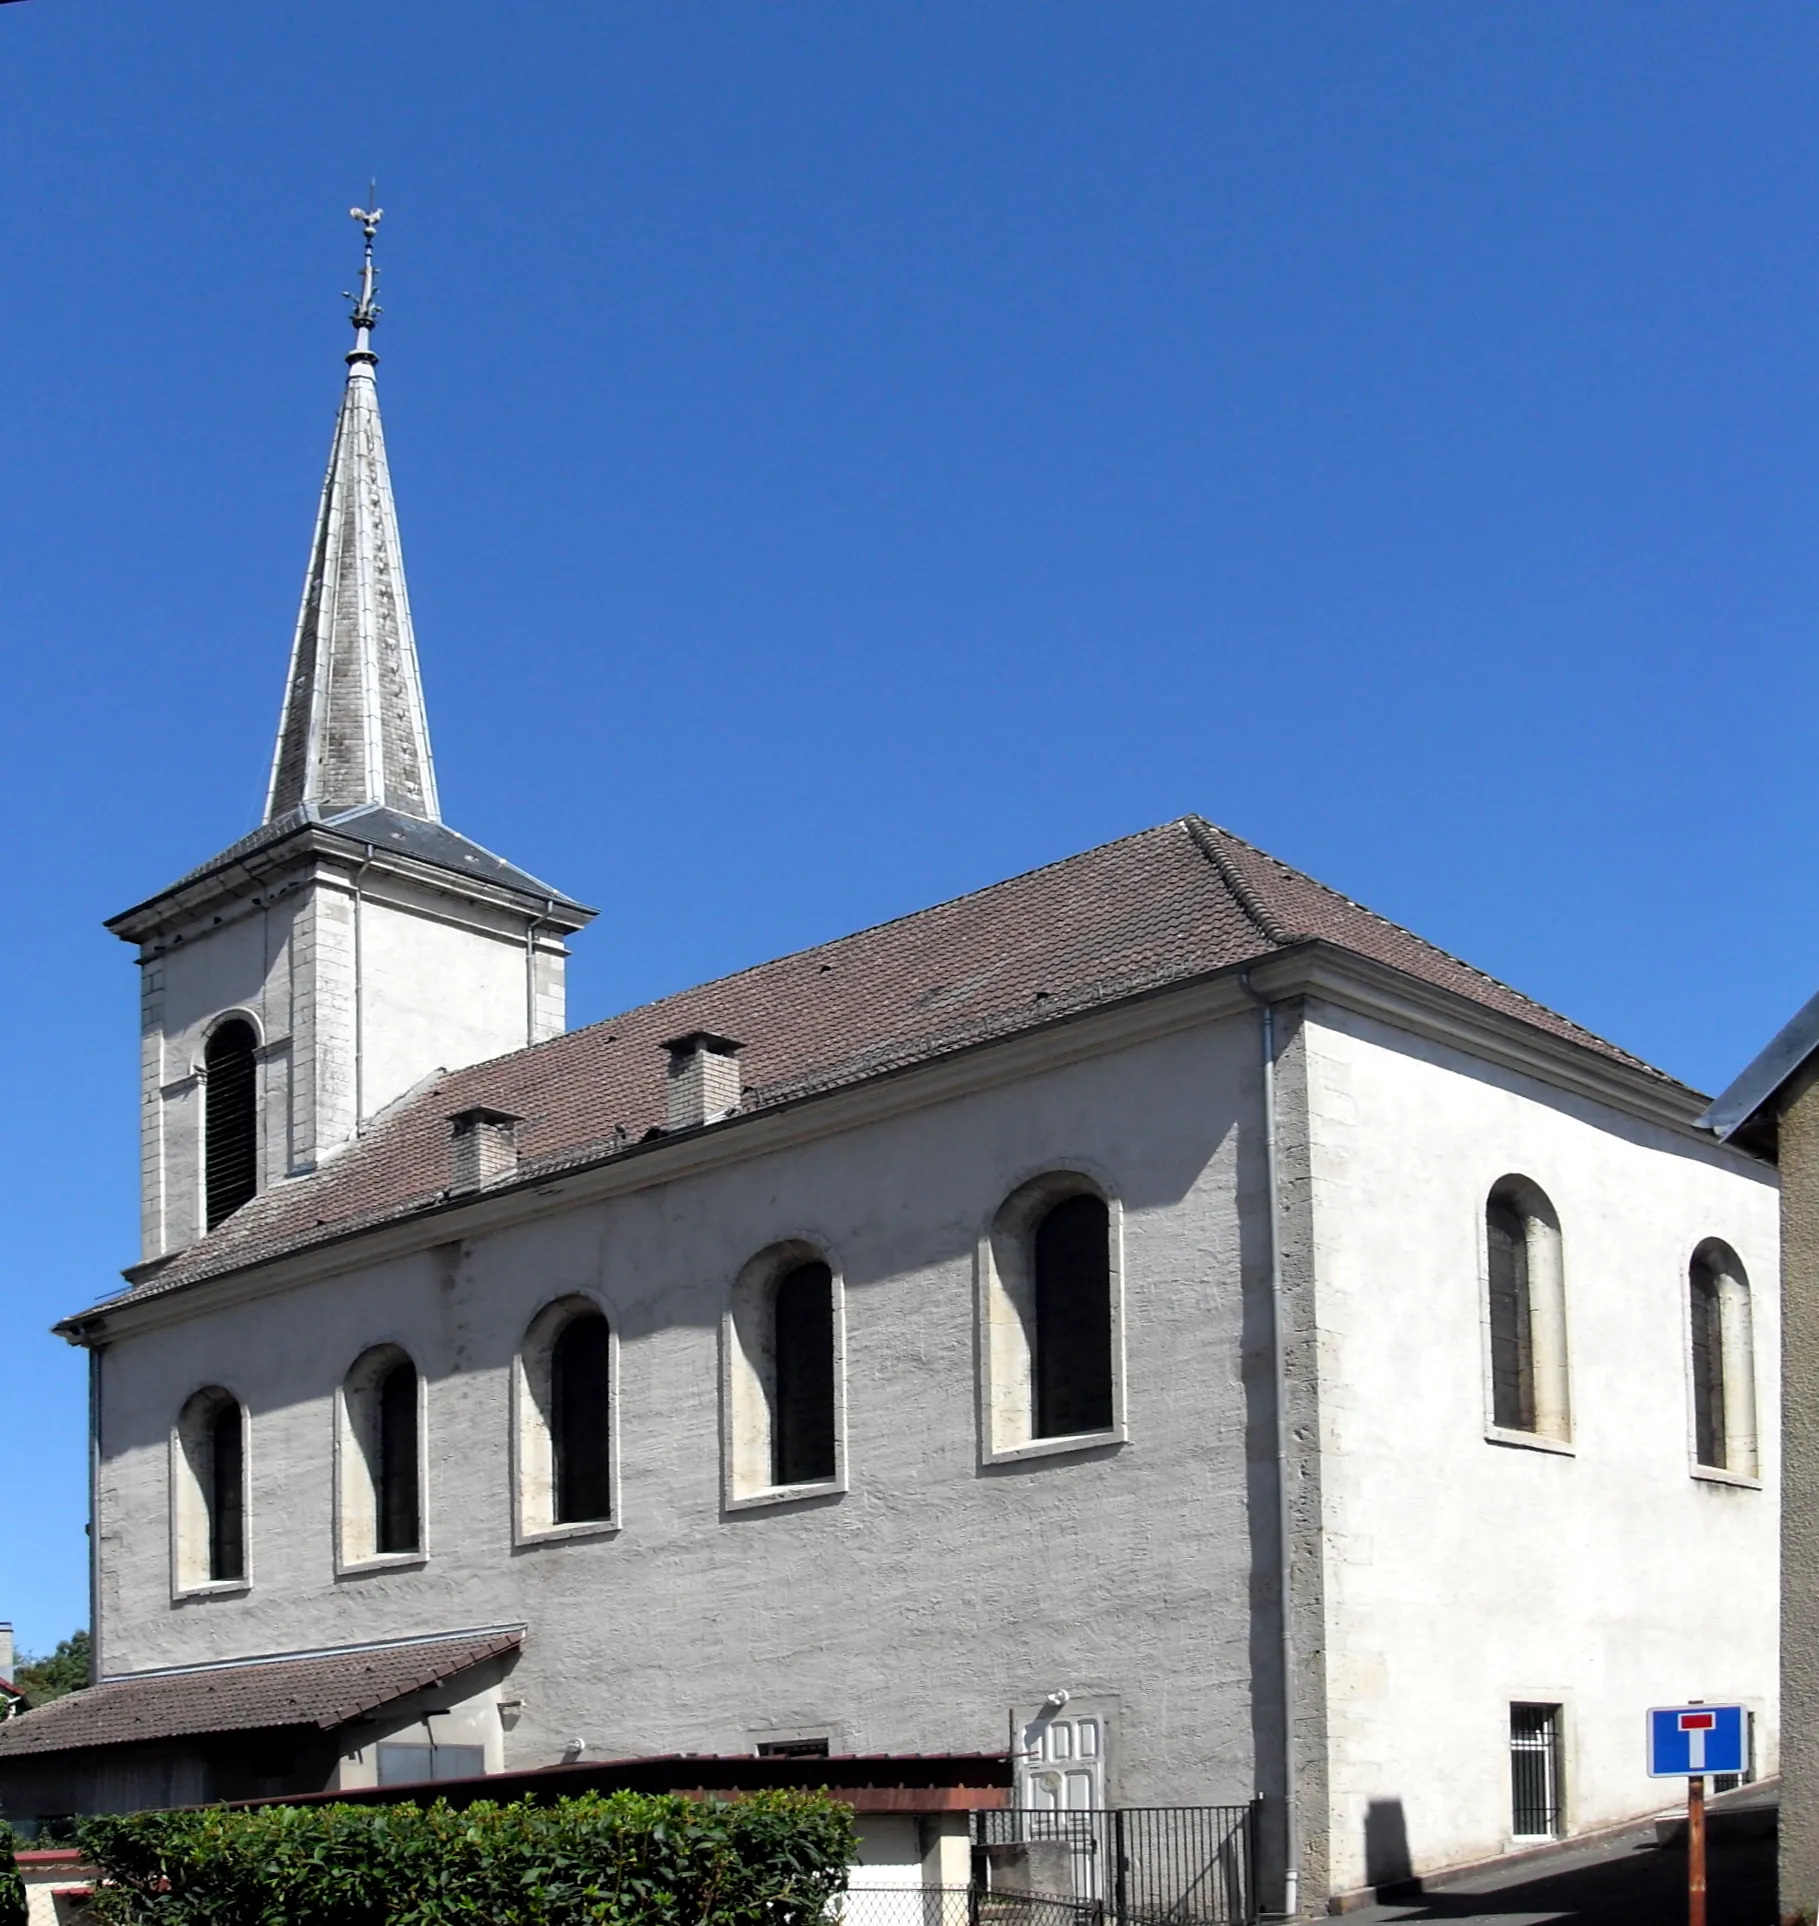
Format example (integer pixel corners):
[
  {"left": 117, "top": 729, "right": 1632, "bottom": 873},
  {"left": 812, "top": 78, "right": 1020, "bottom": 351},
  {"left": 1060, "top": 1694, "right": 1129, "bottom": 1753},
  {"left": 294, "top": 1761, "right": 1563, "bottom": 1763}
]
[
  {"left": 1032, "top": 1194, "right": 1115, "bottom": 1438},
  {"left": 339, "top": 1345, "right": 424, "bottom": 1565},
  {"left": 1690, "top": 1240, "right": 1758, "bottom": 1476},
  {"left": 1483, "top": 1178, "right": 1570, "bottom": 1444},
  {"left": 980, "top": 1174, "right": 1126, "bottom": 1462},
  {"left": 203, "top": 1018, "right": 258, "bottom": 1230},
  {"left": 173, "top": 1387, "right": 247, "bottom": 1591},
  {"left": 723, "top": 1244, "right": 846, "bottom": 1505},
  {"left": 773, "top": 1261, "right": 836, "bottom": 1487}
]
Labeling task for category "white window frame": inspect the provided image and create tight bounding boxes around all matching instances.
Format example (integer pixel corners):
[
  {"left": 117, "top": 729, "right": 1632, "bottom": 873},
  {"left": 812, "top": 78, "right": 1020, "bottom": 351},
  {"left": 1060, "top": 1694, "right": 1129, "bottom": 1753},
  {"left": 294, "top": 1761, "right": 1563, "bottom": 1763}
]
[
  {"left": 169, "top": 1385, "right": 252, "bottom": 1601},
  {"left": 978, "top": 1169, "right": 1127, "bottom": 1466},
  {"left": 1685, "top": 1239, "right": 1761, "bottom": 1486},
  {"left": 1477, "top": 1175, "right": 1573, "bottom": 1454},
  {"left": 721, "top": 1239, "right": 848, "bottom": 1511},
  {"left": 513, "top": 1294, "right": 622, "bottom": 1545},
  {"left": 335, "top": 1342, "right": 430, "bottom": 1575}
]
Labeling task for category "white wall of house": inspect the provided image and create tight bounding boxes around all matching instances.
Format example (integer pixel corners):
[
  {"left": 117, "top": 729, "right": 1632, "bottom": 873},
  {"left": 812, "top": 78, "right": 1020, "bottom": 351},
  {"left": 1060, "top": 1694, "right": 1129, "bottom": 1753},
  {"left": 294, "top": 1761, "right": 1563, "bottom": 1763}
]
[
  {"left": 95, "top": 1015, "right": 1268, "bottom": 1811},
  {"left": 1301, "top": 1000, "right": 1779, "bottom": 1895}
]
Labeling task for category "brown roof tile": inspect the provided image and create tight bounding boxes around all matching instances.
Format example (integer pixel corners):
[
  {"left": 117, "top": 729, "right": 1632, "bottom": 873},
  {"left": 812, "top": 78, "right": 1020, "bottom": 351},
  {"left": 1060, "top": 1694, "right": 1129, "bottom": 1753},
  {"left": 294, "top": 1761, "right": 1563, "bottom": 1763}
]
[
  {"left": 95, "top": 817, "right": 1679, "bottom": 1314},
  {"left": 0, "top": 1629, "right": 522, "bottom": 1759}
]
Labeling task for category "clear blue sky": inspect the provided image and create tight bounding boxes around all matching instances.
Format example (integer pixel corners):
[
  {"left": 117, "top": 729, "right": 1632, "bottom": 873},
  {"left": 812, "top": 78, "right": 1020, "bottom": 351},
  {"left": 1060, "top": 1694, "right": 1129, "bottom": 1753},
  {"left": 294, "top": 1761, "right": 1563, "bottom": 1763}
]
[{"left": 1, "top": 3, "right": 1813, "bottom": 1656}]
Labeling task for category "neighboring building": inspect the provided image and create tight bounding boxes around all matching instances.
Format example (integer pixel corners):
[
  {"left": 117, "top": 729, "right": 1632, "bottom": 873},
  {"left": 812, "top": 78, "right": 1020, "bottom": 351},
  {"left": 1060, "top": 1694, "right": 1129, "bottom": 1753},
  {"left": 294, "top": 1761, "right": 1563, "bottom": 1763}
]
[
  {"left": 0, "top": 215, "right": 1783, "bottom": 1913},
  {"left": 1699, "top": 1000, "right": 1819, "bottom": 1926}
]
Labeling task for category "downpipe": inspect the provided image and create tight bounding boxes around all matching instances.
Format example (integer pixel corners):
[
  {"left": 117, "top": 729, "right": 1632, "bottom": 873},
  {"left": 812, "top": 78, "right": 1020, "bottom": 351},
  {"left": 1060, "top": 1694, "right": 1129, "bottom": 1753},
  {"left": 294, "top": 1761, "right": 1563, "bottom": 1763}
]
[{"left": 1240, "top": 969, "right": 1300, "bottom": 1920}]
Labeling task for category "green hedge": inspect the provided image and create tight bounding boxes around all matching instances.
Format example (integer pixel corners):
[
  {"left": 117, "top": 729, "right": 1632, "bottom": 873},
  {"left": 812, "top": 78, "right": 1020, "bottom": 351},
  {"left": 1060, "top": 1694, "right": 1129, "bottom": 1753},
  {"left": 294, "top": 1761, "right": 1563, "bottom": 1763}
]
[
  {"left": 0, "top": 1822, "right": 25, "bottom": 1926},
  {"left": 78, "top": 1787, "right": 856, "bottom": 1926}
]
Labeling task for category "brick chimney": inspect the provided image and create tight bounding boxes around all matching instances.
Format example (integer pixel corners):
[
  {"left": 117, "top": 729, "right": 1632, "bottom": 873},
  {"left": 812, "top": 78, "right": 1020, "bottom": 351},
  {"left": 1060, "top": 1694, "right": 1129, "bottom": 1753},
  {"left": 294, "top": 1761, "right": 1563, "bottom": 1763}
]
[
  {"left": 449, "top": 1107, "right": 522, "bottom": 1193},
  {"left": 663, "top": 1032, "right": 743, "bottom": 1131}
]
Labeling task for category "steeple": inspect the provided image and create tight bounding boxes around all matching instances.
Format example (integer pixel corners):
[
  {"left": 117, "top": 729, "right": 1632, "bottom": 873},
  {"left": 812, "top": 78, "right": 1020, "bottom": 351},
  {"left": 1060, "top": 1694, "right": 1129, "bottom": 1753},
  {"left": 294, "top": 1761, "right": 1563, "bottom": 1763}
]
[
  {"left": 108, "top": 203, "right": 594, "bottom": 1265},
  {"left": 265, "top": 199, "right": 439, "bottom": 823}
]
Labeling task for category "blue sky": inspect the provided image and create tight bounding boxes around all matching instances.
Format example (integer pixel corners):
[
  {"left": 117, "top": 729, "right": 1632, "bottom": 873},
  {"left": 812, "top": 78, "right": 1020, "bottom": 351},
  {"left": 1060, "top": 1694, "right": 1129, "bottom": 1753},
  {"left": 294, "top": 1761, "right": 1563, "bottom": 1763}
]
[{"left": 1, "top": 3, "right": 1813, "bottom": 1655}]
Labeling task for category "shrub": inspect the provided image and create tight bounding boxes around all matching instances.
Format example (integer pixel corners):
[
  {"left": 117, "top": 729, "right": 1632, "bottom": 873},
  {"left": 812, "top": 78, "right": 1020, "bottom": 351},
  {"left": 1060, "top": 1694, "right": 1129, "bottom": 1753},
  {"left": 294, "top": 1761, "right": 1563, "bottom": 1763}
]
[
  {"left": 79, "top": 1787, "right": 855, "bottom": 1926},
  {"left": 0, "top": 1822, "right": 24, "bottom": 1926}
]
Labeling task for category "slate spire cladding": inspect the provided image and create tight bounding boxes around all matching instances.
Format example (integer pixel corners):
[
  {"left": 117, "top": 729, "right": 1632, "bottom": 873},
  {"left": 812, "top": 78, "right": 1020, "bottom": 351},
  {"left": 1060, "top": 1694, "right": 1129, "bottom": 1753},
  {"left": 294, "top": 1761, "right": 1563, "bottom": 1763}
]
[{"left": 265, "top": 200, "right": 440, "bottom": 824}]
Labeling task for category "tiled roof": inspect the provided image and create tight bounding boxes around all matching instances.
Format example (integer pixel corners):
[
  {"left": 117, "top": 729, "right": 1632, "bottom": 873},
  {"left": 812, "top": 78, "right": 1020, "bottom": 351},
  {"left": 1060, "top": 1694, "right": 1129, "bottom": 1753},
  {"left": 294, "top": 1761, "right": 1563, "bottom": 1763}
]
[
  {"left": 95, "top": 816, "right": 1682, "bottom": 1314},
  {"left": 0, "top": 1629, "right": 521, "bottom": 1759}
]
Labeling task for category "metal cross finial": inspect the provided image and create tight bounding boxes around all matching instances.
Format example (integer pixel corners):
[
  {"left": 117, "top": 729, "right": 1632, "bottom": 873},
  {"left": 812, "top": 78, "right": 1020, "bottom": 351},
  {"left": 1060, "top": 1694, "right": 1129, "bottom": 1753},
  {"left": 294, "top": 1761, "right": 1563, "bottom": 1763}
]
[{"left": 346, "top": 189, "right": 384, "bottom": 335}]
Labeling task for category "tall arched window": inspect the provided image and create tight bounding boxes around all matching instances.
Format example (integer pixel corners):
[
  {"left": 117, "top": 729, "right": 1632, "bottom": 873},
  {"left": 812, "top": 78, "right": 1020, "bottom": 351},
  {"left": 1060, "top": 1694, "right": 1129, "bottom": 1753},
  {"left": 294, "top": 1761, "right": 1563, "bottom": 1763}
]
[
  {"left": 1483, "top": 1178, "right": 1570, "bottom": 1443},
  {"left": 773, "top": 1262, "right": 836, "bottom": 1487},
  {"left": 204, "top": 1018, "right": 258, "bottom": 1230},
  {"left": 1033, "top": 1194, "right": 1114, "bottom": 1439},
  {"left": 173, "top": 1387, "right": 247, "bottom": 1591},
  {"left": 1690, "top": 1241, "right": 1758, "bottom": 1476},
  {"left": 377, "top": 1359, "right": 421, "bottom": 1554},
  {"left": 551, "top": 1311, "right": 612, "bottom": 1524}
]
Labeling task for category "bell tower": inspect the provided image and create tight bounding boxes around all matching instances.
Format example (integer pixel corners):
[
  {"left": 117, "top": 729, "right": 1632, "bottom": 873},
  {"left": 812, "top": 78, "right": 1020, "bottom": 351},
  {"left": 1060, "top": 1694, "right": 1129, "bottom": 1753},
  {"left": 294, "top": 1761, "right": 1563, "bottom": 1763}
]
[{"left": 109, "top": 206, "right": 594, "bottom": 1268}]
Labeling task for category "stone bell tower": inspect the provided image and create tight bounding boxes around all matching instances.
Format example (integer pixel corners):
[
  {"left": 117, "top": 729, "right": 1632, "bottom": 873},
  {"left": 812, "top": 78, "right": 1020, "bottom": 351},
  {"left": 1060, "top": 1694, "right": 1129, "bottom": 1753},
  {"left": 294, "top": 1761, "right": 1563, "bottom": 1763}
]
[{"left": 109, "top": 205, "right": 594, "bottom": 1267}]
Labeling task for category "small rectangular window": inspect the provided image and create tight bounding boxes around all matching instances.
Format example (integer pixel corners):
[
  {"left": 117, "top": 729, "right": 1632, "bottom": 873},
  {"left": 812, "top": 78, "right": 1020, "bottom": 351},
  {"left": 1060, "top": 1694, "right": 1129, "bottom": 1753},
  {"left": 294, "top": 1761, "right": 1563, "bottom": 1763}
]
[
  {"left": 376, "top": 1741, "right": 486, "bottom": 1785},
  {"left": 1509, "top": 1704, "right": 1562, "bottom": 1838},
  {"left": 756, "top": 1737, "right": 830, "bottom": 1758}
]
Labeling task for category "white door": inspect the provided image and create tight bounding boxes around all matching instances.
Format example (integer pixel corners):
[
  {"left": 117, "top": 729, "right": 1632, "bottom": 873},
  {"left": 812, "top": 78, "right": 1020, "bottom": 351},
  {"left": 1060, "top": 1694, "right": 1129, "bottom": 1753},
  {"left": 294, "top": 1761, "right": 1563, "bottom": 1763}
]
[{"left": 1017, "top": 1711, "right": 1107, "bottom": 1900}]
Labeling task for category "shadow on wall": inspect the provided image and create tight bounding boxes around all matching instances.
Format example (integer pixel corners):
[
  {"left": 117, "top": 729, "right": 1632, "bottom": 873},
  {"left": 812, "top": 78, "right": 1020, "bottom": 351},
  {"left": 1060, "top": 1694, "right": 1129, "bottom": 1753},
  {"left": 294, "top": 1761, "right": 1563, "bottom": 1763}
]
[{"left": 1364, "top": 1797, "right": 1413, "bottom": 1893}]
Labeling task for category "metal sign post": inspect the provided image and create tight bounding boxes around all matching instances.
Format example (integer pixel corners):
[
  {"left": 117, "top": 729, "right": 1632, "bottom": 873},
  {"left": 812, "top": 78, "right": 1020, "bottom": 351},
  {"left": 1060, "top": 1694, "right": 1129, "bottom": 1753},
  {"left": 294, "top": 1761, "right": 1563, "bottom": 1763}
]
[{"left": 1647, "top": 1704, "right": 1745, "bottom": 1926}]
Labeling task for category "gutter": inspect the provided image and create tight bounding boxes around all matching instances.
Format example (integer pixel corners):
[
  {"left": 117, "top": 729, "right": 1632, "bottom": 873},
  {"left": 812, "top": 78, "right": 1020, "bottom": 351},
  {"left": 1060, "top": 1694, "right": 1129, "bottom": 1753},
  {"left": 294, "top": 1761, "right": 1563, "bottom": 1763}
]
[{"left": 1239, "top": 967, "right": 1299, "bottom": 1920}]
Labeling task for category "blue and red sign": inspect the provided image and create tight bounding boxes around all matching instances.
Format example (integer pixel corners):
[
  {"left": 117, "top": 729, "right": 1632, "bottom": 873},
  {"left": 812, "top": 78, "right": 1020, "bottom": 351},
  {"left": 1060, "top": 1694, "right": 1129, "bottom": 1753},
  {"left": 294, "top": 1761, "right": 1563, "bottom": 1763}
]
[{"left": 1648, "top": 1705, "right": 1746, "bottom": 1778}]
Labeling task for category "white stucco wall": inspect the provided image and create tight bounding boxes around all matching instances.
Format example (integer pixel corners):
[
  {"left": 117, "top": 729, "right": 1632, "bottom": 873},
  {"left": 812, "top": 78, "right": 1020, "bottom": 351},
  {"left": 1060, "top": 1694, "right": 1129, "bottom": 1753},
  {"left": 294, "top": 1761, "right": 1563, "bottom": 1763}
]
[
  {"left": 94, "top": 1017, "right": 1268, "bottom": 1810},
  {"left": 1300, "top": 1001, "right": 1779, "bottom": 1894}
]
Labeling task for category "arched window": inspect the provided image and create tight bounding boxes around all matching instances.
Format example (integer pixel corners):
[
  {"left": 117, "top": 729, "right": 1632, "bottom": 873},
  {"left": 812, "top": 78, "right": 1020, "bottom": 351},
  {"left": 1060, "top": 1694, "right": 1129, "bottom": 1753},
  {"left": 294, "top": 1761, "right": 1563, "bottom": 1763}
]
[
  {"left": 203, "top": 1019, "right": 258, "bottom": 1230},
  {"left": 979, "top": 1174, "right": 1125, "bottom": 1461},
  {"left": 1483, "top": 1178, "right": 1570, "bottom": 1443},
  {"left": 1690, "top": 1241, "right": 1757, "bottom": 1476},
  {"left": 173, "top": 1387, "right": 246, "bottom": 1591},
  {"left": 377, "top": 1360, "right": 421, "bottom": 1554},
  {"left": 339, "top": 1346, "right": 424, "bottom": 1565},
  {"left": 723, "top": 1244, "right": 845, "bottom": 1505},
  {"left": 1033, "top": 1194, "right": 1114, "bottom": 1438},
  {"left": 773, "top": 1261, "right": 836, "bottom": 1487},
  {"left": 551, "top": 1312, "right": 612, "bottom": 1524}
]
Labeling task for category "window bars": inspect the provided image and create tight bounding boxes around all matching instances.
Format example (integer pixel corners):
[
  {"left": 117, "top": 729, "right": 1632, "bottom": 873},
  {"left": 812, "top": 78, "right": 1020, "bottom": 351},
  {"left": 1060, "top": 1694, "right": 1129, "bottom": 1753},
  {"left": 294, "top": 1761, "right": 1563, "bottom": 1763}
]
[{"left": 1509, "top": 1704, "right": 1563, "bottom": 1838}]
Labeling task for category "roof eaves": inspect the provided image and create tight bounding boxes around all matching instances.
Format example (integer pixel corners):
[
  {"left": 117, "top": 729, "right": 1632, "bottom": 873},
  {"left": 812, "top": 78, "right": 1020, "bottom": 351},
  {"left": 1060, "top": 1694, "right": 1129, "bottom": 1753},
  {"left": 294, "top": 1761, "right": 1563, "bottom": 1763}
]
[{"left": 1697, "top": 984, "right": 1819, "bottom": 1151}]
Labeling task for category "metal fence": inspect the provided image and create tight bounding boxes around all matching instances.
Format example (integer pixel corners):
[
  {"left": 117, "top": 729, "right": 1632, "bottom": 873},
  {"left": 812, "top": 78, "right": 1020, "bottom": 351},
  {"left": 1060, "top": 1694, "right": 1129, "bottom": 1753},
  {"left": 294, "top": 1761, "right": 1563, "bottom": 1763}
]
[
  {"left": 834, "top": 1891, "right": 1097, "bottom": 1926},
  {"left": 971, "top": 1806, "right": 1259, "bottom": 1926}
]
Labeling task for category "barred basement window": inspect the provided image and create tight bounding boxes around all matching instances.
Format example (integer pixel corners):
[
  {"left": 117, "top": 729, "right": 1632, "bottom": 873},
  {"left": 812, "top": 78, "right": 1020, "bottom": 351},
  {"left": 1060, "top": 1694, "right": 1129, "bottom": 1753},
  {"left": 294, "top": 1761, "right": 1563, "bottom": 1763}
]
[
  {"left": 203, "top": 1018, "right": 258, "bottom": 1230},
  {"left": 1689, "top": 1240, "right": 1758, "bottom": 1476},
  {"left": 773, "top": 1262, "right": 837, "bottom": 1487},
  {"left": 1033, "top": 1194, "right": 1114, "bottom": 1439},
  {"left": 1509, "top": 1703, "right": 1563, "bottom": 1838},
  {"left": 1484, "top": 1178, "right": 1570, "bottom": 1444}
]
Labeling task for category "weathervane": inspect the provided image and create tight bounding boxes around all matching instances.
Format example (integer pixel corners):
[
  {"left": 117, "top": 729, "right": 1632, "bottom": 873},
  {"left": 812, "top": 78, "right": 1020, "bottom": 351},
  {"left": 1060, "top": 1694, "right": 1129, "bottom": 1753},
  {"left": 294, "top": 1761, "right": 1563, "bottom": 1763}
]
[{"left": 345, "top": 187, "right": 383, "bottom": 346}]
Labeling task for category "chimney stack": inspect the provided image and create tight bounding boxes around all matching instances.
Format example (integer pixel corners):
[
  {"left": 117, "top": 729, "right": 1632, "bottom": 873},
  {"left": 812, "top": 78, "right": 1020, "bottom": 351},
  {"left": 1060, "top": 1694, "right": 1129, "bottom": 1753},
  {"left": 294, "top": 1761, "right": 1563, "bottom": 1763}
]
[
  {"left": 663, "top": 1032, "right": 743, "bottom": 1131},
  {"left": 0, "top": 1624, "right": 12, "bottom": 1680},
  {"left": 449, "top": 1107, "right": 522, "bottom": 1193}
]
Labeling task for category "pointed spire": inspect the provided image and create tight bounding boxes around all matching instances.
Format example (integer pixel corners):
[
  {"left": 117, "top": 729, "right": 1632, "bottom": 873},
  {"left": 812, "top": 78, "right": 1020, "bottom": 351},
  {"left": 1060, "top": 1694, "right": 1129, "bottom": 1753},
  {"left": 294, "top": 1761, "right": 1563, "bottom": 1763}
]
[{"left": 264, "top": 198, "right": 440, "bottom": 825}]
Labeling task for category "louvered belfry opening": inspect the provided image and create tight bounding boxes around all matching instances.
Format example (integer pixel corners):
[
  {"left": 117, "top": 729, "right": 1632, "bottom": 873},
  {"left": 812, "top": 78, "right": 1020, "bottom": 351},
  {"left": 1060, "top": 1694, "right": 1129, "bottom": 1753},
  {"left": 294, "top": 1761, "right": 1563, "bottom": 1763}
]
[
  {"left": 376, "top": 1360, "right": 421, "bottom": 1554},
  {"left": 772, "top": 1261, "right": 836, "bottom": 1486},
  {"left": 1690, "top": 1252, "right": 1728, "bottom": 1468},
  {"left": 1486, "top": 1191, "right": 1536, "bottom": 1432},
  {"left": 203, "top": 1019, "right": 259, "bottom": 1230},
  {"left": 208, "top": 1398, "right": 246, "bottom": 1582},
  {"left": 551, "top": 1312, "right": 612, "bottom": 1523},
  {"left": 1033, "top": 1193, "right": 1115, "bottom": 1438}
]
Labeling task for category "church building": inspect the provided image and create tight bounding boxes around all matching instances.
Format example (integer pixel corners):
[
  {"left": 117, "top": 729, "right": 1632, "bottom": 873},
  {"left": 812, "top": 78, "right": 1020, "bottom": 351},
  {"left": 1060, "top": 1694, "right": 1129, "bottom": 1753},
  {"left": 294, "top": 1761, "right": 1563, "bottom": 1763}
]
[{"left": 0, "top": 215, "right": 1782, "bottom": 1913}]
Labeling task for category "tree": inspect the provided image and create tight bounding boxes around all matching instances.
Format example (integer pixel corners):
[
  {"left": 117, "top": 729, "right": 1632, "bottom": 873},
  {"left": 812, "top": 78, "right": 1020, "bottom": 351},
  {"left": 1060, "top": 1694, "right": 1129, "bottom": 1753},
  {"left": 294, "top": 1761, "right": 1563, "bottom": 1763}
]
[{"left": 13, "top": 1631, "right": 90, "bottom": 1706}]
